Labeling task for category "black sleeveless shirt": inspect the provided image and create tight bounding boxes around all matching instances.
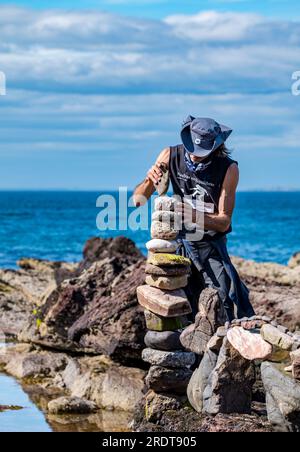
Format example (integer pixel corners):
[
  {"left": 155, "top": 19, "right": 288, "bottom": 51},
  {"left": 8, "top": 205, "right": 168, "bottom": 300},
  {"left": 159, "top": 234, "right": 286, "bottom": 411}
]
[{"left": 169, "top": 144, "right": 237, "bottom": 241}]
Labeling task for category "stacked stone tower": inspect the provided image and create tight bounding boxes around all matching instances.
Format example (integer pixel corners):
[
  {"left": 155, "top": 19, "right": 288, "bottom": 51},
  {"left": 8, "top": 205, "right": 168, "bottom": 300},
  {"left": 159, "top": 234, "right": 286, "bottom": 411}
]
[{"left": 137, "top": 195, "right": 196, "bottom": 397}]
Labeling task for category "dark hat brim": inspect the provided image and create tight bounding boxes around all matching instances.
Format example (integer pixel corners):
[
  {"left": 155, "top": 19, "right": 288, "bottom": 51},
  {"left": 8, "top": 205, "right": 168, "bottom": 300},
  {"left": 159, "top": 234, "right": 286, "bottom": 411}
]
[{"left": 181, "top": 121, "right": 233, "bottom": 158}]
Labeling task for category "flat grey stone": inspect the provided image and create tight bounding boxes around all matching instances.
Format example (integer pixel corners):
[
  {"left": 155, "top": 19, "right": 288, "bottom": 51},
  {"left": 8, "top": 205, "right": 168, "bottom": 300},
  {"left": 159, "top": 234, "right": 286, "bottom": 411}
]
[{"left": 142, "top": 348, "right": 195, "bottom": 368}]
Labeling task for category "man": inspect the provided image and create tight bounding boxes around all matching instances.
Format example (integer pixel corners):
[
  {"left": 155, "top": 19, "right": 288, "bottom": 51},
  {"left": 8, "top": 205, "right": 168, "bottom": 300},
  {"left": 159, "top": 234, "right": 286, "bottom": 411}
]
[{"left": 134, "top": 116, "right": 255, "bottom": 321}]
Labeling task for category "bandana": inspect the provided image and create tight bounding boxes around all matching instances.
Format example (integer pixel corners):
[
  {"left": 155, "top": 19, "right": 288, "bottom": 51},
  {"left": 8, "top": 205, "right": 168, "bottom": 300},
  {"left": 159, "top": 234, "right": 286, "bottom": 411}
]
[{"left": 184, "top": 151, "right": 212, "bottom": 173}]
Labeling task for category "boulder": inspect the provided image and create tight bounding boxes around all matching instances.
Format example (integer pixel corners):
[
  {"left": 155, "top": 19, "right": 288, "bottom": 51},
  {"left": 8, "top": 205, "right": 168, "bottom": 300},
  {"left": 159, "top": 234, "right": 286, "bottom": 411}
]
[
  {"left": 187, "top": 349, "right": 218, "bottom": 413},
  {"left": 142, "top": 348, "right": 195, "bottom": 368},
  {"left": 180, "top": 289, "right": 225, "bottom": 354},
  {"left": 227, "top": 327, "right": 272, "bottom": 361},
  {"left": 145, "top": 263, "right": 189, "bottom": 277},
  {"left": 203, "top": 338, "right": 256, "bottom": 415},
  {"left": 48, "top": 397, "right": 97, "bottom": 415},
  {"left": 144, "top": 310, "right": 189, "bottom": 332},
  {"left": 145, "top": 275, "right": 188, "bottom": 291},
  {"left": 137, "top": 286, "right": 192, "bottom": 318},
  {"left": 151, "top": 221, "right": 178, "bottom": 240},
  {"left": 144, "top": 390, "right": 184, "bottom": 423},
  {"left": 147, "top": 254, "right": 190, "bottom": 268},
  {"left": 261, "top": 361, "right": 300, "bottom": 432},
  {"left": 146, "top": 239, "right": 179, "bottom": 254},
  {"left": 19, "top": 237, "right": 147, "bottom": 365},
  {"left": 261, "top": 324, "right": 294, "bottom": 351},
  {"left": 144, "top": 330, "right": 183, "bottom": 351},
  {"left": 145, "top": 366, "right": 192, "bottom": 394}
]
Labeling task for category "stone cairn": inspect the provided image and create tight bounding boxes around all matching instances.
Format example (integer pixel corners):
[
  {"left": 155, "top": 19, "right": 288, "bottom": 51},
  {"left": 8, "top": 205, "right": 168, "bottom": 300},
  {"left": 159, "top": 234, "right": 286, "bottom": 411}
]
[
  {"left": 184, "top": 299, "right": 300, "bottom": 432},
  {"left": 137, "top": 194, "right": 197, "bottom": 406}
]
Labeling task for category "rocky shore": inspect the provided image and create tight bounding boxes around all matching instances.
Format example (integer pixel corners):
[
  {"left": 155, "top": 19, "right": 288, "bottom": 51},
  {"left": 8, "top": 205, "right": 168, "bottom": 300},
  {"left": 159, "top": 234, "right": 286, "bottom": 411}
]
[{"left": 0, "top": 236, "right": 300, "bottom": 432}]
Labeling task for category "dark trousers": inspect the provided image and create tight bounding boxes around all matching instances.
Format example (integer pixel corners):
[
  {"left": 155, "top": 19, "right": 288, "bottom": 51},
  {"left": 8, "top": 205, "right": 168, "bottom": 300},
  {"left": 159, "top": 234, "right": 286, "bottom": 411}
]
[{"left": 180, "top": 236, "right": 255, "bottom": 322}]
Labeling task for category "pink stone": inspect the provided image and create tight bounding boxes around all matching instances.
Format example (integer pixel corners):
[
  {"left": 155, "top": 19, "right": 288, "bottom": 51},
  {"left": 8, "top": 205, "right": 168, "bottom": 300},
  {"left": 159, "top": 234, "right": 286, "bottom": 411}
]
[{"left": 227, "top": 326, "right": 272, "bottom": 361}]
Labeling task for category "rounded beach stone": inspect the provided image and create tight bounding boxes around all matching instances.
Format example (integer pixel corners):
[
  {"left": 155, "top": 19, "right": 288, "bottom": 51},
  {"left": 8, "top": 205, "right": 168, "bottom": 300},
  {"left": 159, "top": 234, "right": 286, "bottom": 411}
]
[
  {"left": 261, "top": 324, "right": 294, "bottom": 351},
  {"left": 147, "top": 253, "right": 191, "bottom": 267},
  {"left": 151, "top": 221, "right": 178, "bottom": 240},
  {"left": 142, "top": 348, "right": 196, "bottom": 368},
  {"left": 146, "top": 365, "right": 193, "bottom": 394},
  {"left": 146, "top": 239, "right": 179, "bottom": 254},
  {"left": 152, "top": 211, "right": 181, "bottom": 225},
  {"left": 227, "top": 326, "right": 272, "bottom": 361},
  {"left": 144, "top": 309, "right": 189, "bottom": 331},
  {"left": 144, "top": 330, "right": 184, "bottom": 351},
  {"left": 145, "top": 274, "right": 188, "bottom": 290},
  {"left": 145, "top": 263, "right": 190, "bottom": 277},
  {"left": 154, "top": 196, "right": 179, "bottom": 212}
]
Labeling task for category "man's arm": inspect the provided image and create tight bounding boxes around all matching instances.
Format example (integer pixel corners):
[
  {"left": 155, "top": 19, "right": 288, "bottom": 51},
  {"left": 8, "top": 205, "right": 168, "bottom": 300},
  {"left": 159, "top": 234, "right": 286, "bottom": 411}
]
[
  {"left": 133, "top": 147, "right": 170, "bottom": 206},
  {"left": 203, "top": 163, "right": 239, "bottom": 232}
]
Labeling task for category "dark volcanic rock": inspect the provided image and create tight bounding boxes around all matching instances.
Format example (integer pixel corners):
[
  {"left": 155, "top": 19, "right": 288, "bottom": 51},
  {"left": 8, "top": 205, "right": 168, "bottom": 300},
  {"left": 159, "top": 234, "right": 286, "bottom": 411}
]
[
  {"left": 19, "top": 237, "right": 147, "bottom": 365},
  {"left": 203, "top": 338, "right": 256, "bottom": 415},
  {"left": 144, "top": 330, "right": 183, "bottom": 351},
  {"left": 146, "top": 366, "right": 193, "bottom": 394},
  {"left": 77, "top": 236, "right": 143, "bottom": 273},
  {"left": 180, "top": 288, "right": 226, "bottom": 355}
]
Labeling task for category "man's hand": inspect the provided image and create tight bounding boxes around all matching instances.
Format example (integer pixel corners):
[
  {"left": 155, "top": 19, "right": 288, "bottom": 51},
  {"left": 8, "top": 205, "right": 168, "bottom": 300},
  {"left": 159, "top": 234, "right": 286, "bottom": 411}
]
[{"left": 146, "top": 163, "right": 164, "bottom": 186}]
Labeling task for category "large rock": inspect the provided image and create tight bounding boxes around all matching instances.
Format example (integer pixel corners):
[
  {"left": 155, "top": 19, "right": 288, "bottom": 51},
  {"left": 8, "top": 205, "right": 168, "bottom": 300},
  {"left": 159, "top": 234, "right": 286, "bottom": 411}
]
[
  {"left": 19, "top": 237, "right": 147, "bottom": 365},
  {"left": 145, "top": 263, "right": 189, "bottom": 277},
  {"left": 137, "top": 285, "right": 192, "bottom": 318},
  {"left": 144, "top": 330, "right": 183, "bottom": 351},
  {"left": 147, "top": 254, "right": 190, "bottom": 268},
  {"left": 261, "top": 324, "right": 294, "bottom": 351},
  {"left": 261, "top": 361, "right": 300, "bottom": 432},
  {"left": 142, "top": 348, "right": 195, "bottom": 368},
  {"left": 203, "top": 338, "right": 256, "bottom": 415},
  {"left": 145, "top": 366, "right": 192, "bottom": 394},
  {"left": 187, "top": 349, "right": 218, "bottom": 413},
  {"left": 145, "top": 275, "right": 188, "bottom": 291},
  {"left": 180, "top": 289, "right": 225, "bottom": 354},
  {"left": 144, "top": 390, "right": 184, "bottom": 423},
  {"left": 227, "top": 327, "right": 272, "bottom": 361},
  {"left": 151, "top": 221, "right": 178, "bottom": 240},
  {"left": 144, "top": 309, "right": 189, "bottom": 332},
  {"left": 146, "top": 239, "right": 179, "bottom": 254}
]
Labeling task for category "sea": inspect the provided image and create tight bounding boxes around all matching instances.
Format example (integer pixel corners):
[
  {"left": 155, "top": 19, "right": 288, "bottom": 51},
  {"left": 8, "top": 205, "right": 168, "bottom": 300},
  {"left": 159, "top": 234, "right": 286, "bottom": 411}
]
[{"left": 0, "top": 191, "right": 299, "bottom": 269}]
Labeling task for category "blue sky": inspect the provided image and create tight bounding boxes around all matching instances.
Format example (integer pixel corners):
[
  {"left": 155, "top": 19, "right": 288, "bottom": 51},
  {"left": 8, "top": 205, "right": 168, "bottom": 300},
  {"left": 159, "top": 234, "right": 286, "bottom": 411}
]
[{"left": 0, "top": 1, "right": 300, "bottom": 189}]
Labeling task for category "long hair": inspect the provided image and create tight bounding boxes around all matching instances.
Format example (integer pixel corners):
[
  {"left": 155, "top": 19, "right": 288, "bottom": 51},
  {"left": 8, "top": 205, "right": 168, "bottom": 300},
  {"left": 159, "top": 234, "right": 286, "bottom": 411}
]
[{"left": 214, "top": 143, "right": 232, "bottom": 157}]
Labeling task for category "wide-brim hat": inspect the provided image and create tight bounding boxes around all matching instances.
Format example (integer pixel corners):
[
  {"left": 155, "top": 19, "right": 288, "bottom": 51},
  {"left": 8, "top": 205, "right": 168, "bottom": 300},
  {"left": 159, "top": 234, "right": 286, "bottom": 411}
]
[{"left": 181, "top": 115, "right": 233, "bottom": 158}]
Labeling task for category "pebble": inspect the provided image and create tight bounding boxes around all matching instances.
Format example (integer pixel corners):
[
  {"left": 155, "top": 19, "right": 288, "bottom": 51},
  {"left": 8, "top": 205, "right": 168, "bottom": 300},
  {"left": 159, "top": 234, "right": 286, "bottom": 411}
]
[
  {"left": 146, "top": 239, "right": 179, "bottom": 254},
  {"left": 144, "top": 330, "right": 184, "bottom": 351},
  {"left": 145, "top": 274, "right": 188, "bottom": 291}
]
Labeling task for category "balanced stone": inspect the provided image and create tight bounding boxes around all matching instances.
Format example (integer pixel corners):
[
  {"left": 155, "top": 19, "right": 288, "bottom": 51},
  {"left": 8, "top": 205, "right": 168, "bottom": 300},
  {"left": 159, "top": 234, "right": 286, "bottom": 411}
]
[
  {"left": 144, "top": 309, "right": 189, "bottom": 332},
  {"left": 142, "top": 348, "right": 196, "bottom": 368},
  {"left": 144, "top": 330, "right": 183, "bottom": 351},
  {"left": 137, "top": 285, "right": 192, "bottom": 317},
  {"left": 145, "top": 263, "right": 190, "bottom": 277},
  {"left": 227, "top": 326, "right": 272, "bottom": 361},
  {"left": 148, "top": 253, "right": 190, "bottom": 267},
  {"left": 146, "top": 365, "right": 192, "bottom": 394},
  {"left": 146, "top": 239, "right": 179, "bottom": 254},
  {"left": 154, "top": 196, "right": 179, "bottom": 212},
  {"left": 151, "top": 221, "right": 178, "bottom": 240},
  {"left": 145, "top": 274, "right": 188, "bottom": 291},
  {"left": 152, "top": 211, "right": 181, "bottom": 225},
  {"left": 261, "top": 324, "right": 294, "bottom": 351}
]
